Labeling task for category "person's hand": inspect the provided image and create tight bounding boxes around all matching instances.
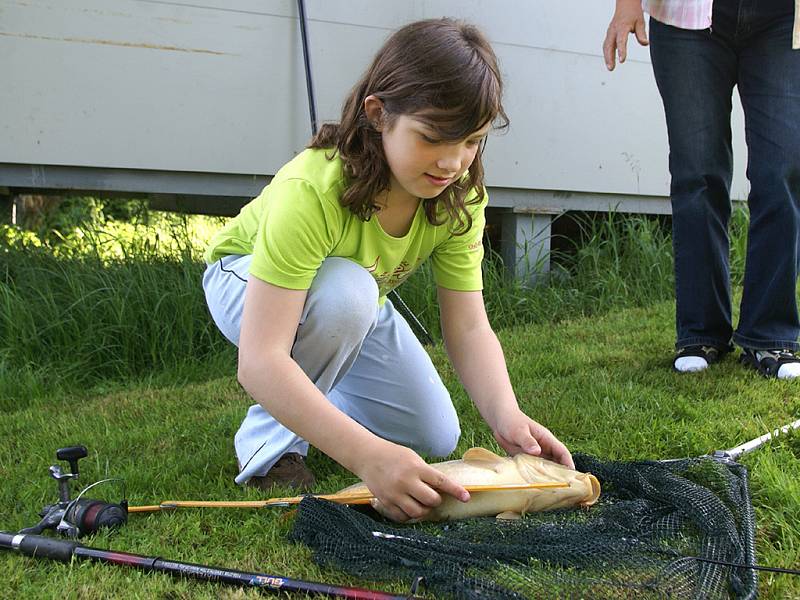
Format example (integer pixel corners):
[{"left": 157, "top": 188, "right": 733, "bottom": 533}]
[
  {"left": 355, "top": 441, "right": 470, "bottom": 523},
  {"left": 603, "top": 0, "right": 649, "bottom": 71},
  {"left": 492, "top": 409, "right": 574, "bottom": 469}
]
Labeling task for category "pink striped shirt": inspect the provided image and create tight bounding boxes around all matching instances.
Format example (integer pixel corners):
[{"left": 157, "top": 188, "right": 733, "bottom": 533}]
[
  {"left": 643, "top": 0, "right": 800, "bottom": 48},
  {"left": 644, "top": 0, "right": 712, "bottom": 30}
]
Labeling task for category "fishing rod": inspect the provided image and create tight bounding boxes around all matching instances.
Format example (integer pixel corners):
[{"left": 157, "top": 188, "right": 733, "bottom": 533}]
[
  {"left": 296, "top": 0, "right": 317, "bottom": 136},
  {"left": 295, "top": 0, "right": 434, "bottom": 346},
  {"left": 123, "top": 418, "right": 800, "bottom": 514},
  {"left": 0, "top": 532, "right": 422, "bottom": 599},
  {"left": 6, "top": 445, "right": 427, "bottom": 597},
  {"left": 127, "top": 481, "right": 570, "bottom": 514}
]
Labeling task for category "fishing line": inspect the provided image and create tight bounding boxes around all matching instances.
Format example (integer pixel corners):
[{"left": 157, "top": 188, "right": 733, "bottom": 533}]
[{"left": 688, "top": 557, "right": 800, "bottom": 577}]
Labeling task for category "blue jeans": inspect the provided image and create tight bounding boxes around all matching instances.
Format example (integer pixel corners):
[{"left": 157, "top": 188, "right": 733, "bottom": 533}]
[{"left": 649, "top": 0, "right": 800, "bottom": 351}]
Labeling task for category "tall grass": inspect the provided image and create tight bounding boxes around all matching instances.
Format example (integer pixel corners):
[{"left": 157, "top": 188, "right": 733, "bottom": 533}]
[
  {"left": 400, "top": 210, "right": 699, "bottom": 333},
  {"left": 0, "top": 248, "right": 227, "bottom": 382},
  {"left": 0, "top": 202, "right": 752, "bottom": 401},
  {"left": 0, "top": 201, "right": 234, "bottom": 405}
]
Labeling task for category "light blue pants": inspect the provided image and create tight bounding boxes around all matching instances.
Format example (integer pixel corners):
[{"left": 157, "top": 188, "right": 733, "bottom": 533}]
[{"left": 202, "top": 255, "right": 460, "bottom": 485}]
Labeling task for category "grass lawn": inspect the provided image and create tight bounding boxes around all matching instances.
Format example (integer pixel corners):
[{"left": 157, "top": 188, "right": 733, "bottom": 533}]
[{"left": 2, "top": 298, "right": 798, "bottom": 599}]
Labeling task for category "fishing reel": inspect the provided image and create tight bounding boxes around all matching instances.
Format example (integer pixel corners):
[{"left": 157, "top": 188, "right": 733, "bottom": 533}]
[{"left": 19, "top": 446, "right": 128, "bottom": 539}]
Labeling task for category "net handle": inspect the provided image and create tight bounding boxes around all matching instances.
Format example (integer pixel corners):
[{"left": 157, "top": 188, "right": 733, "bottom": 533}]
[{"left": 716, "top": 418, "right": 800, "bottom": 461}]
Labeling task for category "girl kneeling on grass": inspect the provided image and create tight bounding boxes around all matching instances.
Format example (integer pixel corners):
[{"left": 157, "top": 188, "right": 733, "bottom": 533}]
[{"left": 202, "top": 18, "right": 573, "bottom": 523}]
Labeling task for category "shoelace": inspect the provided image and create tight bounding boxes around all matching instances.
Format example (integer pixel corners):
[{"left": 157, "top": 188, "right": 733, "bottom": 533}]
[{"left": 756, "top": 349, "right": 796, "bottom": 361}]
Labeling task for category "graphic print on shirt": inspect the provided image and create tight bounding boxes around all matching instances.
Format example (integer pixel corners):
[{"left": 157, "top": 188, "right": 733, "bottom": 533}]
[{"left": 366, "top": 256, "right": 423, "bottom": 295}]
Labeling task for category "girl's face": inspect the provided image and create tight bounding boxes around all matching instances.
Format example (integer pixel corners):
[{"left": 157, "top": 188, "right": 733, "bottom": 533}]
[{"left": 380, "top": 114, "right": 490, "bottom": 205}]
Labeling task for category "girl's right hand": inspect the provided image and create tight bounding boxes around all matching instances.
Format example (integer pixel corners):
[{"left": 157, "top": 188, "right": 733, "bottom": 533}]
[{"left": 356, "top": 441, "right": 470, "bottom": 522}]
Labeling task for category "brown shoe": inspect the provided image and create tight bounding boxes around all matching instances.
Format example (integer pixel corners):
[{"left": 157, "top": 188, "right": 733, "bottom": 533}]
[{"left": 244, "top": 453, "right": 316, "bottom": 492}]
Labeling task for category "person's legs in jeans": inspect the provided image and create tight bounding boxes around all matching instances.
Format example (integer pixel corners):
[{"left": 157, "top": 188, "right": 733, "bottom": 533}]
[
  {"left": 650, "top": 18, "right": 738, "bottom": 370},
  {"left": 727, "top": 0, "right": 800, "bottom": 378},
  {"left": 733, "top": 5, "right": 800, "bottom": 350}
]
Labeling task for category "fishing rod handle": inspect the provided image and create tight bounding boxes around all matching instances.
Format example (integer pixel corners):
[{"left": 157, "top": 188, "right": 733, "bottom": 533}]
[
  {"left": 0, "top": 531, "right": 81, "bottom": 561},
  {"left": 1, "top": 532, "right": 417, "bottom": 599}
]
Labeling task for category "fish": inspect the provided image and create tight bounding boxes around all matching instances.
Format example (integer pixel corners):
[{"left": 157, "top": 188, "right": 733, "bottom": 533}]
[{"left": 336, "top": 447, "right": 601, "bottom": 521}]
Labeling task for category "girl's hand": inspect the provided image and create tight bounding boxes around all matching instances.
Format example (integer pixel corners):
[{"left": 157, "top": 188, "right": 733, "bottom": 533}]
[
  {"left": 355, "top": 441, "right": 470, "bottom": 523},
  {"left": 493, "top": 410, "right": 574, "bottom": 469}
]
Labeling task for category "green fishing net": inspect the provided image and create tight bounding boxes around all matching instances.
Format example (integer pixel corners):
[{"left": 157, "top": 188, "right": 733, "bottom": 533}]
[{"left": 289, "top": 454, "right": 757, "bottom": 599}]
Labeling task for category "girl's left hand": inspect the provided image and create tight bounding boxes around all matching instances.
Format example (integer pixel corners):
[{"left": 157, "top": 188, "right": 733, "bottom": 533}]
[{"left": 493, "top": 410, "right": 574, "bottom": 469}]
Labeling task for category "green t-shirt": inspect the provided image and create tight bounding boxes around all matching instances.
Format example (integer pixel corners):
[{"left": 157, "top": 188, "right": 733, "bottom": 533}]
[{"left": 204, "top": 148, "right": 486, "bottom": 302}]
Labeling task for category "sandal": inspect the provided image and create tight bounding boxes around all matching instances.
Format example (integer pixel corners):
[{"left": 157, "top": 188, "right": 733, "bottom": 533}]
[
  {"left": 740, "top": 348, "right": 800, "bottom": 380},
  {"left": 673, "top": 344, "right": 731, "bottom": 373}
]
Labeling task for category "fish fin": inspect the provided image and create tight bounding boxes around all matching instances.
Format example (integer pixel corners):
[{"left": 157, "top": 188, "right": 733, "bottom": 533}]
[
  {"left": 336, "top": 482, "right": 369, "bottom": 495},
  {"left": 496, "top": 511, "right": 521, "bottom": 520},
  {"left": 462, "top": 447, "right": 505, "bottom": 469}
]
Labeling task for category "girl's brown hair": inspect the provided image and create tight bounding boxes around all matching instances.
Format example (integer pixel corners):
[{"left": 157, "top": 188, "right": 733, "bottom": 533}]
[{"left": 309, "top": 18, "right": 508, "bottom": 234}]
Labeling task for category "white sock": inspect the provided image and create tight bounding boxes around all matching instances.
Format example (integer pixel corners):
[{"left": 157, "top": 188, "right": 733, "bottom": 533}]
[
  {"left": 674, "top": 356, "right": 709, "bottom": 372},
  {"left": 777, "top": 361, "right": 800, "bottom": 380}
]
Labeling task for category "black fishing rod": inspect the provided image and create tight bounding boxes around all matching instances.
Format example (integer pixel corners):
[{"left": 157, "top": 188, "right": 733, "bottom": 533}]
[
  {"left": 5, "top": 446, "right": 426, "bottom": 598},
  {"left": 295, "top": 0, "right": 434, "bottom": 346},
  {"left": 296, "top": 0, "right": 318, "bottom": 136},
  {"left": 0, "top": 532, "right": 421, "bottom": 599}
]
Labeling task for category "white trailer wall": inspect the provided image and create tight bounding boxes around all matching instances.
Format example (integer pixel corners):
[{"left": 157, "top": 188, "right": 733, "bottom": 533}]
[
  {"left": 0, "top": 1, "right": 750, "bottom": 273},
  {"left": 0, "top": 0, "right": 749, "bottom": 197}
]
